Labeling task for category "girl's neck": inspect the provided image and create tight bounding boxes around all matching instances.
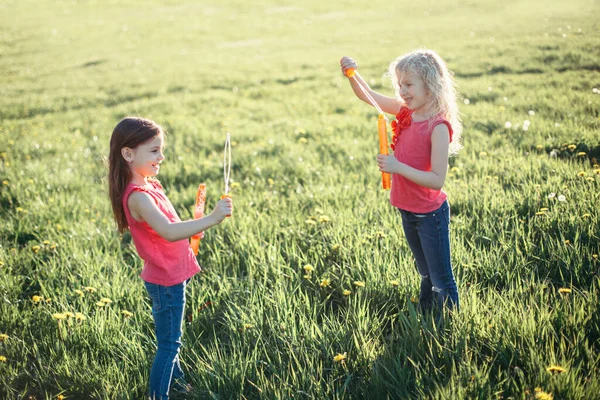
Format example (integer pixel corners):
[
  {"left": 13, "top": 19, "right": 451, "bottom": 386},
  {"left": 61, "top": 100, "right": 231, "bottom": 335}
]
[
  {"left": 411, "top": 106, "right": 436, "bottom": 122},
  {"left": 130, "top": 171, "right": 150, "bottom": 186}
]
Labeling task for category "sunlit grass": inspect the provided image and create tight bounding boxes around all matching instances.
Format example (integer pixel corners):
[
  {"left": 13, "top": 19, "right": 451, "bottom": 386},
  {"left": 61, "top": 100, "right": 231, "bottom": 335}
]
[{"left": 1, "top": 0, "right": 599, "bottom": 398}]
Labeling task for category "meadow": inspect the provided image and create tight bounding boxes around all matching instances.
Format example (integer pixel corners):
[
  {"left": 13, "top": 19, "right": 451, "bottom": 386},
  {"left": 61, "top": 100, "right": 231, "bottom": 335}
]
[{"left": 1, "top": 0, "right": 599, "bottom": 398}]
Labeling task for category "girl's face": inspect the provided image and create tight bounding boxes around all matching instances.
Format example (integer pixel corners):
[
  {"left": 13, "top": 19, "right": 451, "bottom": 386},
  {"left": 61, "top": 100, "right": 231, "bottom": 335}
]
[
  {"left": 122, "top": 134, "right": 165, "bottom": 178},
  {"left": 396, "top": 70, "right": 431, "bottom": 114}
]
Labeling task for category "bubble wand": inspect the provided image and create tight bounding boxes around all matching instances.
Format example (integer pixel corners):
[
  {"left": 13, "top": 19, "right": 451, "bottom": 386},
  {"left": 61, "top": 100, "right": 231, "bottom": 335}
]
[
  {"left": 344, "top": 67, "right": 391, "bottom": 190},
  {"left": 189, "top": 133, "right": 232, "bottom": 255},
  {"left": 221, "top": 132, "right": 232, "bottom": 217}
]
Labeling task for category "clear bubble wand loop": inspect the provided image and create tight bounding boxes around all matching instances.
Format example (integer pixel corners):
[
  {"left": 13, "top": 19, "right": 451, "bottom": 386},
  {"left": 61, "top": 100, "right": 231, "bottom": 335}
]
[
  {"left": 344, "top": 68, "right": 391, "bottom": 190},
  {"left": 221, "top": 133, "right": 232, "bottom": 217}
]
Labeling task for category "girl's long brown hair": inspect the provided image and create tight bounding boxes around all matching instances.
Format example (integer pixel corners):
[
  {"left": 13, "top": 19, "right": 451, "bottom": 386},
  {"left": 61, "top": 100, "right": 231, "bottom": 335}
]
[{"left": 108, "top": 117, "right": 164, "bottom": 233}]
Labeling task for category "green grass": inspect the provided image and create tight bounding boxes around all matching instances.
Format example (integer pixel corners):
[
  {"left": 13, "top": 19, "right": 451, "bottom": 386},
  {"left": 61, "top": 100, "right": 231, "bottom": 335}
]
[{"left": 1, "top": 0, "right": 599, "bottom": 398}]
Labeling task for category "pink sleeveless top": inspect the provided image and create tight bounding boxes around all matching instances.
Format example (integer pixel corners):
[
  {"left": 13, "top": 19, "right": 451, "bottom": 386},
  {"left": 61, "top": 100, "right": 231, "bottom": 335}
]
[
  {"left": 390, "top": 107, "right": 453, "bottom": 213},
  {"left": 122, "top": 180, "right": 200, "bottom": 286}
]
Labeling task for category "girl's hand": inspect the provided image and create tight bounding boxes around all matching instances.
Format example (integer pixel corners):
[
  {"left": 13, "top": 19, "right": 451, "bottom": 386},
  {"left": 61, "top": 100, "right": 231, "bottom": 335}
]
[
  {"left": 377, "top": 154, "right": 402, "bottom": 174},
  {"left": 211, "top": 197, "right": 233, "bottom": 222},
  {"left": 340, "top": 56, "right": 358, "bottom": 77}
]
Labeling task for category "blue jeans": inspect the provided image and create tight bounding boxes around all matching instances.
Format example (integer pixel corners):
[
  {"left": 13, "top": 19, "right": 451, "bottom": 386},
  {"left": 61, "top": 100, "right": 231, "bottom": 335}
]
[
  {"left": 144, "top": 280, "right": 188, "bottom": 399},
  {"left": 399, "top": 200, "right": 459, "bottom": 312}
]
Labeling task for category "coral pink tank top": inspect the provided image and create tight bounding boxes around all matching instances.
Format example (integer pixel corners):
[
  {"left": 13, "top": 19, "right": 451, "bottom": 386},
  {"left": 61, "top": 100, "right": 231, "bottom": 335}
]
[
  {"left": 122, "top": 180, "right": 200, "bottom": 286},
  {"left": 390, "top": 107, "right": 453, "bottom": 213}
]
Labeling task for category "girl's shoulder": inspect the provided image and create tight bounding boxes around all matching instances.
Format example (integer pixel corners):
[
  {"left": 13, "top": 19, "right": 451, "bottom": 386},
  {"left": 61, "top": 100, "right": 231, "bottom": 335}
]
[{"left": 429, "top": 115, "right": 453, "bottom": 142}]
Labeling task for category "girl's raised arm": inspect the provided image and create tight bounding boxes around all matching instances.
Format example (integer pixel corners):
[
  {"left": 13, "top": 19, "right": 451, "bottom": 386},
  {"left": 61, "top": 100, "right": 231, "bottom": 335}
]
[
  {"left": 341, "top": 56, "right": 403, "bottom": 115},
  {"left": 128, "top": 191, "right": 232, "bottom": 242}
]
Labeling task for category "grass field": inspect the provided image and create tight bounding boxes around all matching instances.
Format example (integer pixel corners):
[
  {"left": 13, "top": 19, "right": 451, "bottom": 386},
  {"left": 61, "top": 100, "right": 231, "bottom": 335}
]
[{"left": 1, "top": 0, "right": 599, "bottom": 398}]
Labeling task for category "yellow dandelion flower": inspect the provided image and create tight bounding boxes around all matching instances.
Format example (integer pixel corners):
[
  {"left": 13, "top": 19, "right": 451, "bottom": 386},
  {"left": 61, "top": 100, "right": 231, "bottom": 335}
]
[
  {"left": 56, "top": 224, "right": 62, "bottom": 230},
  {"left": 121, "top": 310, "right": 133, "bottom": 318},
  {"left": 16, "top": 207, "right": 24, "bottom": 213},
  {"left": 31, "top": 245, "right": 41, "bottom": 253},
  {"left": 84, "top": 286, "right": 96, "bottom": 293},
  {"left": 43, "top": 240, "right": 50, "bottom": 245},
  {"left": 353, "top": 281, "right": 365, "bottom": 288},
  {"left": 96, "top": 301, "right": 106, "bottom": 307},
  {"left": 318, "top": 215, "right": 330, "bottom": 223},
  {"left": 74, "top": 289, "right": 84, "bottom": 297},
  {"left": 0, "top": 356, "right": 6, "bottom": 362},
  {"left": 535, "top": 211, "right": 546, "bottom": 216},
  {"left": 243, "top": 323, "right": 254, "bottom": 330},
  {"left": 342, "top": 289, "right": 351, "bottom": 296},
  {"left": 333, "top": 352, "right": 347, "bottom": 363},
  {"left": 410, "top": 296, "right": 419, "bottom": 303},
  {"left": 64, "top": 312, "right": 74, "bottom": 318},
  {"left": 267, "top": 178, "right": 274, "bottom": 186},
  {"left": 534, "top": 388, "right": 553, "bottom": 400},
  {"left": 451, "top": 166, "right": 460, "bottom": 172},
  {"left": 299, "top": 137, "right": 308, "bottom": 144},
  {"left": 305, "top": 219, "right": 317, "bottom": 225},
  {"left": 303, "top": 265, "right": 314, "bottom": 273},
  {"left": 594, "top": 169, "right": 600, "bottom": 175},
  {"left": 390, "top": 280, "right": 400, "bottom": 287},
  {"left": 303, "top": 274, "right": 311, "bottom": 279},
  {"left": 32, "top": 295, "right": 43, "bottom": 303},
  {"left": 567, "top": 144, "right": 576, "bottom": 151},
  {"left": 2, "top": 180, "right": 8, "bottom": 186},
  {"left": 0, "top": 334, "right": 8, "bottom": 342},
  {"left": 375, "top": 231, "right": 386, "bottom": 239},
  {"left": 479, "top": 151, "right": 488, "bottom": 157},
  {"left": 57, "top": 395, "right": 66, "bottom": 400},
  {"left": 331, "top": 244, "right": 341, "bottom": 251},
  {"left": 52, "top": 313, "right": 68, "bottom": 320},
  {"left": 564, "top": 240, "right": 570, "bottom": 245},
  {"left": 540, "top": 208, "right": 549, "bottom": 212},
  {"left": 536, "top": 145, "right": 543, "bottom": 150},
  {"left": 593, "top": 254, "right": 598, "bottom": 260},
  {"left": 583, "top": 213, "right": 591, "bottom": 218},
  {"left": 547, "top": 365, "right": 567, "bottom": 374},
  {"left": 45, "top": 298, "right": 52, "bottom": 303},
  {"left": 0, "top": 261, "right": 4, "bottom": 268},
  {"left": 577, "top": 171, "right": 586, "bottom": 177},
  {"left": 587, "top": 177, "right": 594, "bottom": 182},
  {"left": 558, "top": 288, "right": 571, "bottom": 294},
  {"left": 231, "top": 182, "right": 240, "bottom": 189},
  {"left": 320, "top": 278, "right": 330, "bottom": 287},
  {"left": 577, "top": 152, "right": 587, "bottom": 157},
  {"left": 100, "top": 297, "right": 112, "bottom": 304},
  {"left": 75, "top": 313, "right": 86, "bottom": 321}
]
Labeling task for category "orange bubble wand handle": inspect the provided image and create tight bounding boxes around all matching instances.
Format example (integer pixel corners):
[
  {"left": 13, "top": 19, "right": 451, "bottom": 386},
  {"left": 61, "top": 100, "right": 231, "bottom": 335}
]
[
  {"left": 344, "top": 67, "right": 357, "bottom": 78},
  {"left": 378, "top": 115, "right": 391, "bottom": 190},
  {"left": 190, "top": 183, "right": 206, "bottom": 255}
]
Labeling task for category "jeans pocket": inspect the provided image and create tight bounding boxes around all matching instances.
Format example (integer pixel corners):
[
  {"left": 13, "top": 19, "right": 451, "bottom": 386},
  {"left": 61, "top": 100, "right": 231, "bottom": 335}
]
[{"left": 144, "top": 283, "right": 162, "bottom": 312}]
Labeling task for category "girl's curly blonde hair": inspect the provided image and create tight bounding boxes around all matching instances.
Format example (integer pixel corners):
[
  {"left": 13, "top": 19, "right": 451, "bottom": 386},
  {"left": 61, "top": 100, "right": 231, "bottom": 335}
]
[{"left": 387, "top": 49, "right": 463, "bottom": 155}]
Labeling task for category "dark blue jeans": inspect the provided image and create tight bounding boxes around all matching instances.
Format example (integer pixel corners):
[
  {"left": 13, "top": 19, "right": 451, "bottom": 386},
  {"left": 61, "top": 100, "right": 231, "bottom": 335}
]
[
  {"left": 144, "top": 280, "right": 188, "bottom": 399},
  {"left": 399, "top": 200, "right": 459, "bottom": 312}
]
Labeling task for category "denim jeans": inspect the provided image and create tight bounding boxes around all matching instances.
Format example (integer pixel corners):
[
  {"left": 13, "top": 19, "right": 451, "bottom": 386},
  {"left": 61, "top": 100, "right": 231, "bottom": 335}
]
[
  {"left": 144, "top": 280, "right": 188, "bottom": 400},
  {"left": 399, "top": 200, "right": 459, "bottom": 312}
]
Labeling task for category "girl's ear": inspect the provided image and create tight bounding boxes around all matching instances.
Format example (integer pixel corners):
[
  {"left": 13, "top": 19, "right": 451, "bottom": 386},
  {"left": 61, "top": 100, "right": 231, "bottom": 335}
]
[{"left": 121, "top": 147, "right": 133, "bottom": 163}]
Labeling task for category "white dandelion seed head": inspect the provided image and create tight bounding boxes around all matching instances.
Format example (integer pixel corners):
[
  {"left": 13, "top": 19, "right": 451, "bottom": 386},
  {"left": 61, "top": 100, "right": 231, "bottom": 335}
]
[
  {"left": 528, "top": 110, "right": 535, "bottom": 116},
  {"left": 558, "top": 195, "right": 566, "bottom": 202},
  {"left": 548, "top": 193, "right": 556, "bottom": 199},
  {"left": 504, "top": 121, "right": 512, "bottom": 129},
  {"left": 464, "top": 98, "right": 470, "bottom": 105}
]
